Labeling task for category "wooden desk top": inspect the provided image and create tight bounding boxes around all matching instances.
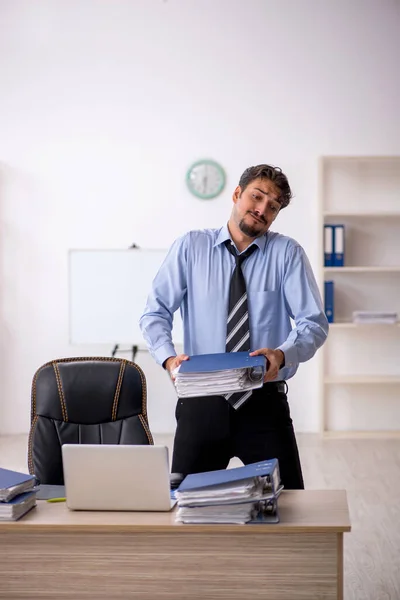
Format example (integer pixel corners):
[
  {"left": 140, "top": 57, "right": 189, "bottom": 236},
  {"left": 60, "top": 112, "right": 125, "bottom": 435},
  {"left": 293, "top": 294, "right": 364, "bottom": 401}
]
[{"left": 0, "top": 490, "right": 351, "bottom": 534}]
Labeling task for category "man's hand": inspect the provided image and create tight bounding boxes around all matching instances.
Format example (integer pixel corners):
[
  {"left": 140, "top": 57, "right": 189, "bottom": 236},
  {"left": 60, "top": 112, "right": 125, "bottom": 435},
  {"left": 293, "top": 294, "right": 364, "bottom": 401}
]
[
  {"left": 164, "top": 354, "right": 189, "bottom": 380},
  {"left": 249, "top": 348, "right": 285, "bottom": 383}
]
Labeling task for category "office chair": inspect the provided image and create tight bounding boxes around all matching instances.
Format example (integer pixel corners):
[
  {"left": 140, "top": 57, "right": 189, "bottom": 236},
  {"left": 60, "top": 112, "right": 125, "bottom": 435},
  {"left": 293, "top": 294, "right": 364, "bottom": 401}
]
[{"left": 28, "top": 357, "right": 153, "bottom": 485}]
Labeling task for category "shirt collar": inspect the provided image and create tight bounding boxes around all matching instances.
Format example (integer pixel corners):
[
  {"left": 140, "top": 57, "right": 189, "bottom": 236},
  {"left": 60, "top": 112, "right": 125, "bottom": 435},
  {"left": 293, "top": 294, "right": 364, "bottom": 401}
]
[{"left": 214, "top": 224, "right": 267, "bottom": 254}]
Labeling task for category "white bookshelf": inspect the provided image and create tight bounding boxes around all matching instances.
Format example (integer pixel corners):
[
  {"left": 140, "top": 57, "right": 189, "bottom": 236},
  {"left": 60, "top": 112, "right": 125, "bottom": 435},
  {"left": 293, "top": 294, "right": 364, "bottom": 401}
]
[{"left": 319, "top": 156, "right": 400, "bottom": 437}]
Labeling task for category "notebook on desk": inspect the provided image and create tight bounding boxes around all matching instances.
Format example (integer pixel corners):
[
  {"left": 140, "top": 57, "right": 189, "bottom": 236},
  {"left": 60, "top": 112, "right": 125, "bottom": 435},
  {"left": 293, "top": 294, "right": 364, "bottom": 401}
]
[{"left": 61, "top": 444, "right": 176, "bottom": 512}]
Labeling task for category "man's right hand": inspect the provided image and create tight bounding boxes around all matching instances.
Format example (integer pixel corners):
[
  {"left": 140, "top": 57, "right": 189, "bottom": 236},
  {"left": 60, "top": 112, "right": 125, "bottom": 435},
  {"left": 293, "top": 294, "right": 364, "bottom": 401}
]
[{"left": 164, "top": 354, "right": 189, "bottom": 380}]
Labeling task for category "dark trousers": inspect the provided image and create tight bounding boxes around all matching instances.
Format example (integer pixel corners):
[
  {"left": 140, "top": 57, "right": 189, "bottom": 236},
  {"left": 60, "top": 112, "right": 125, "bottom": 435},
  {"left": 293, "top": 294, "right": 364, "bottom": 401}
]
[{"left": 171, "top": 382, "right": 304, "bottom": 490}]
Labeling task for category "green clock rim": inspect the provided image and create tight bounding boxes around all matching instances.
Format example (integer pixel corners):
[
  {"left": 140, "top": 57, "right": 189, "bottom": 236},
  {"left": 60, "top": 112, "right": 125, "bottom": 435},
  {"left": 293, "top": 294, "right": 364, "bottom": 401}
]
[{"left": 186, "top": 159, "right": 226, "bottom": 199}]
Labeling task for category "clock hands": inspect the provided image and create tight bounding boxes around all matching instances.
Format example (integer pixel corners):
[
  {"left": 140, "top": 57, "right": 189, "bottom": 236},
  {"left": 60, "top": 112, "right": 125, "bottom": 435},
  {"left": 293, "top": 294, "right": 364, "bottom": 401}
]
[{"left": 202, "top": 165, "right": 208, "bottom": 194}]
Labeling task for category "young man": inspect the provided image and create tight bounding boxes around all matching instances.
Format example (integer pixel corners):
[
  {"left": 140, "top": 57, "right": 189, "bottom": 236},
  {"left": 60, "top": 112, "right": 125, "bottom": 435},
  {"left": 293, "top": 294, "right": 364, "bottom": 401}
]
[{"left": 139, "top": 164, "right": 328, "bottom": 489}]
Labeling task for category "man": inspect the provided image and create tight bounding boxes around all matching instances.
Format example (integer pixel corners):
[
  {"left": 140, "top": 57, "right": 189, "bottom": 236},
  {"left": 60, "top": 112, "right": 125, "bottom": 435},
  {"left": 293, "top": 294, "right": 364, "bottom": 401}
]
[{"left": 139, "top": 164, "right": 328, "bottom": 489}]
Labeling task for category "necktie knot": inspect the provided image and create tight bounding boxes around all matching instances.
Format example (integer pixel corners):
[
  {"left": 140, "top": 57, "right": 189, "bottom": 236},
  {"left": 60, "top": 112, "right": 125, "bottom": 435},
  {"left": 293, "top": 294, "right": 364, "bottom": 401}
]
[{"left": 224, "top": 240, "right": 257, "bottom": 265}]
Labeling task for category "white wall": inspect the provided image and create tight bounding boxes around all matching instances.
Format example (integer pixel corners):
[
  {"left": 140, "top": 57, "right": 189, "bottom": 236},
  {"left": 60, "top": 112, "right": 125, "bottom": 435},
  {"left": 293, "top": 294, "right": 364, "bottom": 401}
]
[{"left": 0, "top": 0, "right": 399, "bottom": 435}]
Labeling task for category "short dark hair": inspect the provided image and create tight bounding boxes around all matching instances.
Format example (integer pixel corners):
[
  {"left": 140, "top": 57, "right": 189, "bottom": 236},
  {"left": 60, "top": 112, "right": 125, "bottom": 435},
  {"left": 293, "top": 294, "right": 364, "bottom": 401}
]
[{"left": 238, "top": 164, "right": 293, "bottom": 209}]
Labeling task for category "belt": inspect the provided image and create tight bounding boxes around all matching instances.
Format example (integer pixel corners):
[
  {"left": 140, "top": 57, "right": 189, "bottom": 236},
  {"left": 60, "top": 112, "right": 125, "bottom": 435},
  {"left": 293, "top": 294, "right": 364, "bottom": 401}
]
[{"left": 263, "top": 381, "right": 287, "bottom": 394}]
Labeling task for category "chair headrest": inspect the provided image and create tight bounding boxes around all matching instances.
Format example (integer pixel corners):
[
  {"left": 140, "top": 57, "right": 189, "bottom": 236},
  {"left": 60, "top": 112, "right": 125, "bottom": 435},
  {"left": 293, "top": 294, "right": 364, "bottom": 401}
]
[{"left": 32, "top": 358, "right": 146, "bottom": 424}]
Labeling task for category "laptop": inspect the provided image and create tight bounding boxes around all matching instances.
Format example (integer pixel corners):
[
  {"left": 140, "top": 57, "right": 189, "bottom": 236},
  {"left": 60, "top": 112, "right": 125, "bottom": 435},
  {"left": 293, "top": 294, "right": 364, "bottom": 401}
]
[{"left": 61, "top": 444, "right": 176, "bottom": 511}]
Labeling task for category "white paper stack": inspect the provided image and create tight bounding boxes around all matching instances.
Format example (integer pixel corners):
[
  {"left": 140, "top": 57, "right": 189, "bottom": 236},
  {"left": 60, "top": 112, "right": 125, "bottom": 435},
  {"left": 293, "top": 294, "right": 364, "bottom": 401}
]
[
  {"left": 176, "top": 481, "right": 279, "bottom": 524},
  {"left": 176, "top": 502, "right": 260, "bottom": 524},
  {"left": 176, "top": 478, "right": 265, "bottom": 507},
  {"left": 174, "top": 367, "right": 265, "bottom": 397},
  {"left": 352, "top": 311, "right": 398, "bottom": 324}
]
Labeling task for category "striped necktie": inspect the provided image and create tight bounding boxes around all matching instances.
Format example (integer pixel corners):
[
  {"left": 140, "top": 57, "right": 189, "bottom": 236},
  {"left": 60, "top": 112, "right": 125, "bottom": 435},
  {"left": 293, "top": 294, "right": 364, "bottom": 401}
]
[{"left": 224, "top": 240, "right": 258, "bottom": 410}]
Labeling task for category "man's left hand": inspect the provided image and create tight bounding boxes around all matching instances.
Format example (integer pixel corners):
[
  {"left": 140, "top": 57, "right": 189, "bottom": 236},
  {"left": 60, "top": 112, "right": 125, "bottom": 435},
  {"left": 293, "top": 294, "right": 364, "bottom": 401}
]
[{"left": 249, "top": 348, "right": 285, "bottom": 382}]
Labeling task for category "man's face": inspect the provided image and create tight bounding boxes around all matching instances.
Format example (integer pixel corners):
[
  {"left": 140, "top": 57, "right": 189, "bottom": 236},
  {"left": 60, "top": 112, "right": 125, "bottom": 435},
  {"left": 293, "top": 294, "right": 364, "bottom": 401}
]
[{"left": 231, "top": 178, "right": 282, "bottom": 238}]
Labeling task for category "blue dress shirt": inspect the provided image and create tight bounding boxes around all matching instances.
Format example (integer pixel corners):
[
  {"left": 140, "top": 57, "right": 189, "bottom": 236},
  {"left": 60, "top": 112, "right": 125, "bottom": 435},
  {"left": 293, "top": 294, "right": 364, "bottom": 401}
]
[{"left": 139, "top": 225, "right": 329, "bottom": 381}]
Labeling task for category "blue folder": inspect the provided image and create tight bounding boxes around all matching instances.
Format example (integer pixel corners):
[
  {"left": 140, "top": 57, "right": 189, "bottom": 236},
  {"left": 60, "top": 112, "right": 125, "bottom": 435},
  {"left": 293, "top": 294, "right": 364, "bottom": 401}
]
[
  {"left": 0, "top": 468, "right": 36, "bottom": 502},
  {"left": 324, "top": 280, "right": 334, "bottom": 323},
  {"left": 177, "top": 458, "right": 281, "bottom": 494},
  {"left": 1, "top": 491, "right": 36, "bottom": 506},
  {"left": 324, "top": 224, "right": 334, "bottom": 267},
  {"left": 333, "top": 224, "right": 345, "bottom": 267},
  {"left": 178, "top": 351, "right": 266, "bottom": 374}
]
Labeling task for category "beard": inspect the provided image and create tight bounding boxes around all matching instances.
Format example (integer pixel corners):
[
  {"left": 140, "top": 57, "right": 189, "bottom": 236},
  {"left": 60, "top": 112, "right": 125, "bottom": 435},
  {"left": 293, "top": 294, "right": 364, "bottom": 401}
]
[{"left": 238, "top": 213, "right": 266, "bottom": 238}]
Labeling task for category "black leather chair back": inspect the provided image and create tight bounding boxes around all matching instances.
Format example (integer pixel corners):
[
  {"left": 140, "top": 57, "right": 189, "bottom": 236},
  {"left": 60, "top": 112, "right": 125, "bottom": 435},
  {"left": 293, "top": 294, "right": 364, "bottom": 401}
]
[{"left": 28, "top": 357, "right": 153, "bottom": 485}]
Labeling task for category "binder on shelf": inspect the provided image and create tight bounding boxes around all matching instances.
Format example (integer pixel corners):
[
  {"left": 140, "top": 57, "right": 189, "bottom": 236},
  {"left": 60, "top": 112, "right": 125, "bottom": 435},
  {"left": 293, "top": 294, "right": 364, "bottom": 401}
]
[
  {"left": 324, "top": 225, "right": 334, "bottom": 267},
  {"left": 333, "top": 224, "right": 345, "bottom": 267},
  {"left": 324, "top": 280, "right": 334, "bottom": 323},
  {"left": 0, "top": 467, "right": 36, "bottom": 502}
]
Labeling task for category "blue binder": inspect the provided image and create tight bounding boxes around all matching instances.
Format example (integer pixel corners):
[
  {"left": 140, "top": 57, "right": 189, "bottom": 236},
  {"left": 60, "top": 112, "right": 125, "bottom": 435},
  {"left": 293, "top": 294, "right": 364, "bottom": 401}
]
[
  {"left": 177, "top": 458, "right": 281, "bottom": 494},
  {"left": 178, "top": 351, "right": 266, "bottom": 374},
  {"left": 333, "top": 225, "right": 345, "bottom": 267},
  {"left": 0, "top": 468, "right": 36, "bottom": 502},
  {"left": 324, "top": 280, "right": 334, "bottom": 323},
  {"left": 0, "top": 491, "right": 37, "bottom": 521},
  {"left": 324, "top": 225, "right": 334, "bottom": 267}
]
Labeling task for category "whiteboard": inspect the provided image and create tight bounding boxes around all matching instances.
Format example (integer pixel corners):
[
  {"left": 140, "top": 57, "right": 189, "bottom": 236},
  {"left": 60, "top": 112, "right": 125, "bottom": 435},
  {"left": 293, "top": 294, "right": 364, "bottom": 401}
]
[{"left": 69, "top": 249, "right": 184, "bottom": 346}]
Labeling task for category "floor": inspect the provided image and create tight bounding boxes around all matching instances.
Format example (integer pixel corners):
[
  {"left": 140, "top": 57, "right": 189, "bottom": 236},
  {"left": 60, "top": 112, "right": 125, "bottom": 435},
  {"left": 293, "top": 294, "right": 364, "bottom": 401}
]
[{"left": 1, "top": 432, "right": 399, "bottom": 600}]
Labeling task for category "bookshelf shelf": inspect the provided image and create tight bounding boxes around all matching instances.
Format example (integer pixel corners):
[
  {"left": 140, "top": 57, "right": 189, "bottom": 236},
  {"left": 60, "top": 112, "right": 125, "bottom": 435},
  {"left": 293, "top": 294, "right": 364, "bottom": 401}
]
[
  {"left": 323, "top": 212, "right": 400, "bottom": 218},
  {"left": 324, "top": 376, "right": 400, "bottom": 384},
  {"left": 320, "top": 155, "right": 400, "bottom": 437},
  {"left": 324, "top": 266, "right": 400, "bottom": 273},
  {"left": 329, "top": 322, "right": 400, "bottom": 329}
]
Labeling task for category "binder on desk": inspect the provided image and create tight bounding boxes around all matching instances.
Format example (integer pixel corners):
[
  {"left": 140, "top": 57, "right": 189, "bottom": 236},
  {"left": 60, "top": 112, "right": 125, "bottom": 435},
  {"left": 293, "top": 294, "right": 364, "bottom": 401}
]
[
  {"left": 176, "top": 497, "right": 280, "bottom": 524},
  {"left": 0, "top": 491, "right": 37, "bottom": 521},
  {"left": 175, "top": 460, "right": 282, "bottom": 524},
  {"left": 177, "top": 458, "right": 281, "bottom": 495},
  {"left": 324, "top": 280, "right": 334, "bottom": 323},
  {"left": 333, "top": 225, "right": 345, "bottom": 267},
  {"left": 0, "top": 467, "right": 36, "bottom": 502},
  {"left": 0, "top": 492, "right": 36, "bottom": 521},
  {"left": 324, "top": 225, "right": 334, "bottom": 267}
]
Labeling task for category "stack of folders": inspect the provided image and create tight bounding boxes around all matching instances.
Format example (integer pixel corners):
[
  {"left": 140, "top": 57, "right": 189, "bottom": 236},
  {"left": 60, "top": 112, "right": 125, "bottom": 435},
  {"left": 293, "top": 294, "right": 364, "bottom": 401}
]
[
  {"left": 0, "top": 467, "right": 37, "bottom": 521},
  {"left": 173, "top": 352, "right": 267, "bottom": 398},
  {"left": 352, "top": 311, "right": 398, "bottom": 324},
  {"left": 175, "top": 459, "right": 283, "bottom": 524}
]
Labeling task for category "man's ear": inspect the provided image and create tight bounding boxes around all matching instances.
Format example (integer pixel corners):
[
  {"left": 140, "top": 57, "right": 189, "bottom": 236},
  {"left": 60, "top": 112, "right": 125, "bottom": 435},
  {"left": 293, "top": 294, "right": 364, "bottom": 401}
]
[{"left": 232, "top": 185, "right": 242, "bottom": 204}]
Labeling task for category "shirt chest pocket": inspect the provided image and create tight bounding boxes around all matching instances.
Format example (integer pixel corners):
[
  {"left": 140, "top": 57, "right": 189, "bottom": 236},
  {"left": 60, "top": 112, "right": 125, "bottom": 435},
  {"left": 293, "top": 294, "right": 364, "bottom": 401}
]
[{"left": 248, "top": 290, "right": 280, "bottom": 328}]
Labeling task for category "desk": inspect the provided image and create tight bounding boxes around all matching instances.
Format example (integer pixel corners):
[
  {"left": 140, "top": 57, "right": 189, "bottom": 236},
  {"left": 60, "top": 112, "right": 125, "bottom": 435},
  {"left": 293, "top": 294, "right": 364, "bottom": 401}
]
[{"left": 0, "top": 490, "right": 350, "bottom": 600}]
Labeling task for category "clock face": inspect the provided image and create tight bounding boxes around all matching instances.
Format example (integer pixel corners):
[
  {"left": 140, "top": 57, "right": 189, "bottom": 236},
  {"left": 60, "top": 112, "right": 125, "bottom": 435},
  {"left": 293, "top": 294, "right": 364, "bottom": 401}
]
[{"left": 186, "top": 159, "right": 226, "bottom": 199}]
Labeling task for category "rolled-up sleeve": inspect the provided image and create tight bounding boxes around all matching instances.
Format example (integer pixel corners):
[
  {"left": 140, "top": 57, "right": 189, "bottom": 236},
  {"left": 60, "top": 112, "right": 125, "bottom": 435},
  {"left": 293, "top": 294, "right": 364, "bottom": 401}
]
[
  {"left": 277, "top": 245, "right": 329, "bottom": 369},
  {"left": 139, "top": 235, "right": 188, "bottom": 366}
]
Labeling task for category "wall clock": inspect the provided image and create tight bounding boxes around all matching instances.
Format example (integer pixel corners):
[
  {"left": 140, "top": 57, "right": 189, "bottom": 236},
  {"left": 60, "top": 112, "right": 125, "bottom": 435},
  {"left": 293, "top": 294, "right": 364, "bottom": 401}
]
[{"left": 186, "top": 159, "right": 226, "bottom": 199}]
